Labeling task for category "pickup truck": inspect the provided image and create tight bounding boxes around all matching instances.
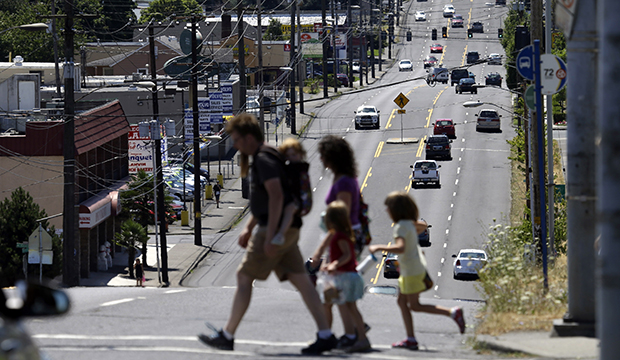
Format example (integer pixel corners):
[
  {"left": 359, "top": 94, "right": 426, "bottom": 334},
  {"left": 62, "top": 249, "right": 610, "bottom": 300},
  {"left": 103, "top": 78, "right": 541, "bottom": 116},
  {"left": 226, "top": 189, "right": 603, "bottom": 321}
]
[{"left": 410, "top": 160, "right": 441, "bottom": 188}]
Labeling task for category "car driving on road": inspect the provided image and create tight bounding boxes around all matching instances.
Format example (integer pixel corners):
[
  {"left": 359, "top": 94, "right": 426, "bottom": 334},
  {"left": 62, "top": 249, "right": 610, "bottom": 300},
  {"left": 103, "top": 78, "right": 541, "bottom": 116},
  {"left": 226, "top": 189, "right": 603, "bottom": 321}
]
[
  {"left": 425, "top": 134, "right": 452, "bottom": 160},
  {"left": 410, "top": 160, "right": 441, "bottom": 188},
  {"left": 430, "top": 43, "right": 444, "bottom": 53},
  {"left": 383, "top": 253, "right": 400, "bottom": 279},
  {"left": 433, "top": 119, "right": 456, "bottom": 138},
  {"left": 398, "top": 59, "right": 413, "bottom": 71},
  {"left": 466, "top": 51, "right": 480, "bottom": 64},
  {"left": 471, "top": 21, "right": 484, "bottom": 33},
  {"left": 456, "top": 77, "right": 477, "bottom": 94},
  {"left": 453, "top": 249, "right": 487, "bottom": 280},
  {"left": 476, "top": 109, "right": 502, "bottom": 131},
  {"left": 488, "top": 53, "right": 502, "bottom": 65},
  {"left": 424, "top": 56, "right": 439, "bottom": 68},
  {"left": 415, "top": 10, "right": 426, "bottom": 21},
  {"left": 354, "top": 105, "right": 380, "bottom": 129},
  {"left": 443, "top": 4, "right": 455, "bottom": 17},
  {"left": 485, "top": 72, "right": 503, "bottom": 87},
  {"left": 451, "top": 14, "right": 464, "bottom": 27}
]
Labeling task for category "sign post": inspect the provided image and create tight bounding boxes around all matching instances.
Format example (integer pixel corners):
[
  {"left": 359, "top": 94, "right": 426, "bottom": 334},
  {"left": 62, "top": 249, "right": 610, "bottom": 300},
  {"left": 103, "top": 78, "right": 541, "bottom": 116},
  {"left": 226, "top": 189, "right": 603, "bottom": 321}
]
[{"left": 394, "top": 93, "right": 410, "bottom": 143}]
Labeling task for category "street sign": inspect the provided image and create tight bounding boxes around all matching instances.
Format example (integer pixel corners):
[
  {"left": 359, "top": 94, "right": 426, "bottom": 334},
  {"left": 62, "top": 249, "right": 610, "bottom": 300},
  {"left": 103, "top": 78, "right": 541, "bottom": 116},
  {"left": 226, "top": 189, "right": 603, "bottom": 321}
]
[
  {"left": 394, "top": 93, "right": 409, "bottom": 109},
  {"left": 516, "top": 45, "right": 534, "bottom": 80},
  {"left": 525, "top": 85, "right": 536, "bottom": 110},
  {"left": 29, "top": 228, "right": 52, "bottom": 251},
  {"left": 28, "top": 250, "right": 53, "bottom": 265},
  {"left": 16, "top": 242, "right": 28, "bottom": 248},
  {"left": 540, "top": 54, "right": 568, "bottom": 95},
  {"left": 398, "top": 109, "right": 406, "bottom": 114}
]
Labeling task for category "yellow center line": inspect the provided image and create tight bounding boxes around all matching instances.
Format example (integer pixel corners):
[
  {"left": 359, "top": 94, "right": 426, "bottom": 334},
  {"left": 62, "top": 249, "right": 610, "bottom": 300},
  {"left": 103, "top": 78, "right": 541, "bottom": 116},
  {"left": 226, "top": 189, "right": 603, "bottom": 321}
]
[
  {"left": 371, "top": 244, "right": 392, "bottom": 284},
  {"left": 440, "top": 45, "right": 447, "bottom": 64},
  {"left": 462, "top": 44, "right": 468, "bottom": 66},
  {"left": 374, "top": 141, "right": 384, "bottom": 158},
  {"left": 426, "top": 109, "right": 433, "bottom": 128},
  {"left": 360, "top": 167, "right": 372, "bottom": 192},
  {"left": 416, "top": 135, "right": 427, "bottom": 157},
  {"left": 385, "top": 108, "right": 397, "bottom": 129}
]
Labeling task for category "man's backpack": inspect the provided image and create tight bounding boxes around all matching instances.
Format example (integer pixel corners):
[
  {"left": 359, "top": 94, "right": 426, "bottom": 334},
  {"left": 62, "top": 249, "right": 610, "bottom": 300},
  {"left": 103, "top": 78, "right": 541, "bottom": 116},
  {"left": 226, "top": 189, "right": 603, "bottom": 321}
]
[
  {"left": 260, "top": 146, "right": 313, "bottom": 216},
  {"left": 358, "top": 194, "right": 371, "bottom": 245}
]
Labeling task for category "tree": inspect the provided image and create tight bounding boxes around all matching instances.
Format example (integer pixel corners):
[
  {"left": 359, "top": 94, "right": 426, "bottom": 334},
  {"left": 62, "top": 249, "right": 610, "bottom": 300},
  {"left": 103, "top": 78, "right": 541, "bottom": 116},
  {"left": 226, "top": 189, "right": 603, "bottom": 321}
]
[
  {"left": 95, "top": 0, "right": 137, "bottom": 42},
  {"left": 264, "top": 19, "right": 284, "bottom": 41},
  {"left": 139, "top": 0, "right": 203, "bottom": 24},
  {"left": 113, "top": 219, "right": 149, "bottom": 279},
  {"left": 0, "top": 187, "right": 62, "bottom": 287}
]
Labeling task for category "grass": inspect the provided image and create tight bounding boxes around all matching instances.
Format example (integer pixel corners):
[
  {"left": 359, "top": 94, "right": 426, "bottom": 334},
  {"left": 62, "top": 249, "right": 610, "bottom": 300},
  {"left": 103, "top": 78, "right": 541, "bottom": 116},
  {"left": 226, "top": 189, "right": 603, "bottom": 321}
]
[{"left": 475, "top": 139, "right": 568, "bottom": 336}]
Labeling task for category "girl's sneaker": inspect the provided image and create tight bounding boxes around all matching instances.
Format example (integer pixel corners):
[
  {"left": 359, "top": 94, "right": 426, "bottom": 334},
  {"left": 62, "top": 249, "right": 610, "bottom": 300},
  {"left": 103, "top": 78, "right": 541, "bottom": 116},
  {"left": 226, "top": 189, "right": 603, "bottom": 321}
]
[{"left": 392, "top": 339, "right": 419, "bottom": 350}]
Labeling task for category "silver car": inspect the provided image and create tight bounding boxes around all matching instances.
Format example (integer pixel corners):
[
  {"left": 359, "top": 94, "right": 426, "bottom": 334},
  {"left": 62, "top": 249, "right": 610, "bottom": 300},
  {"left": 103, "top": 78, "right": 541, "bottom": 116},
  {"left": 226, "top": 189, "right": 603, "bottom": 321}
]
[
  {"left": 476, "top": 109, "right": 502, "bottom": 131},
  {"left": 453, "top": 249, "right": 487, "bottom": 279}
]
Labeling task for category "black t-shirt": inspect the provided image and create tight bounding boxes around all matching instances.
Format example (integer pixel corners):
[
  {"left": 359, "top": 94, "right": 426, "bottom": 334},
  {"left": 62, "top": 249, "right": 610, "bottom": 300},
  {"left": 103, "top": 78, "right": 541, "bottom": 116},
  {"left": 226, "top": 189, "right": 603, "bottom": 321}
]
[{"left": 250, "top": 145, "right": 301, "bottom": 227}]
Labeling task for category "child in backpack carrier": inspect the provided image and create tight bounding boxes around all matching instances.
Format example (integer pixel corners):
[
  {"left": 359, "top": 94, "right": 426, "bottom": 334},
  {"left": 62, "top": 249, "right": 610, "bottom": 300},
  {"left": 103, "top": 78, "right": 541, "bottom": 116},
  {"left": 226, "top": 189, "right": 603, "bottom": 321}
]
[{"left": 271, "top": 138, "right": 311, "bottom": 245}]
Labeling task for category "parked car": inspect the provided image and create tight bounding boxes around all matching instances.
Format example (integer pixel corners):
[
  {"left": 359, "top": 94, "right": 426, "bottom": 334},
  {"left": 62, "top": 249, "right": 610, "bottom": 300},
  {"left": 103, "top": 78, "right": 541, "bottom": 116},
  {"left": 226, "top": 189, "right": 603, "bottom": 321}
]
[
  {"left": 430, "top": 43, "right": 444, "bottom": 53},
  {"left": 418, "top": 219, "right": 432, "bottom": 247},
  {"left": 443, "top": 4, "right": 455, "bottom": 17},
  {"left": 428, "top": 66, "right": 449, "bottom": 84},
  {"left": 451, "top": 68, "right": 470, "bottom": 86},
  {"left": 411, "top": 160, "right": 441, "bottom": 188},
  {"left": 354, "top": 105, "right": 380, "bottom": 129},
  {"left": 476, "top": 109, "right": 502, "bottom": 131},
  {"left": 466, "top": 51, "right": 480, "bottom": 64},
  {"left": 488, "top": 53, "right": 502, "bottom": 65},
  {"left": 415, "top": 10, "right": 426, "bottom": 21},
  {"left": 471, "top": 21, "right": 484, "bottom": 33},
  {"left": 184, "top": 162, "right": 209, "bottom": 180},
  {"left": 165, "top": 179, "right": 195, "bottom": 202},
  {"left": 352, "top": 61, "right": 360, "bottom": 73},
  {"left": 456, "top": 77, "right": 477, "bottom": 94},
  {"left": 453, "top": 249, "right": 488, "bottom": 280},
  {"left": 424, "top": 56, "right": 439, "bottom": 68},
  {"left": 425, "top": 134, "right": 452, "bottom": 160},
  {"left": 336, "top": 73, "right": 349, "bottom": 87},
  {"left": 485, "top": 72, "right": 503, "bottom": 86},
  {"left": 383, "top": 253, "right": 400, "bottom": 279},
  {"left": 398, "top": 59, "right": 413, "bottom": 71},
  {"left": 433, "top": 118, "right": 456, "bottom": 138},
  {"left": 451, "top": 14, "right": 464, "bottom": 27}
]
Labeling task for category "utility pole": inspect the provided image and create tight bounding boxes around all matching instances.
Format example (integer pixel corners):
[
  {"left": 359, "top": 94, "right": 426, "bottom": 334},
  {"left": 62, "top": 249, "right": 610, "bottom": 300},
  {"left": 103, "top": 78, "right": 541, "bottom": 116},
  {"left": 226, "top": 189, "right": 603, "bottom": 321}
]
[
  {"left": 545, "top": 0, "right": 555, "bottom": 255},
  {"left": 598, "top": 1, "right": 620, "bottom": 355},
  {"left": 257, "top": 0, "right": 264, "bottom": 136},
  {"left": 347, "top": 0, "right": 353, "bottom": 87},
  {"left": 530, "top": 0, "right": 542, "bottom": 255},
  {"left": 553, "top": 0, "right": 597, "bottom": 338},
  {"left": 191, "top": 18, "right": 202, "bottom": 247},
  {"left": 297, "top": 3, "right": 304, "bottom": 114},
  {"left": 290, "top": 1, "right": 297, "bottom": 134},
  {"left": 51, "top": 0, "right": 61, "bottom": 98},
  {"left": 388, "top": 13, "right": 393, "bottom": 59},
  {"left": 148, "top": 24, "right": 169, "bottom": 285},
  {"left": 238, "top": 8, "right": 247, "bottom": 114},
  {"left": 322, "top": 0, "right": 328, "bottom": 98},
  {"left": 62, "top": 0, "right": 79, "bottom": 287},
  {"left": 331, "top": 0, "right": 338, "bottom": 93},
  {"left": 370, "top": 26, "right": 375, "bottom": 78}
]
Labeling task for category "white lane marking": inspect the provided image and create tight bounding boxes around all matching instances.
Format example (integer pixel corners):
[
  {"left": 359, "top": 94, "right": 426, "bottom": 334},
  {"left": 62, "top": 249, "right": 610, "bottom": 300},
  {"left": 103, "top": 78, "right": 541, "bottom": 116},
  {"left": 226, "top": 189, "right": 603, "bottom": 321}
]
[
  {"left": 457, "top": 167, "right": 460, "bottom": 174},
  {"left": 319, "top": 176, "right": 323, "bottom": 180},
  {"left": 448, "top": 215, "right": 452, "bottom": 221},
  {"left": 100, "top": 298, "right": 135, "bottom": 307},
  {"left": 441, "top": 257, "right": 445, "bottom": 264},
  {"left": 451, "top": 203, "right": 454, "bottom": 208},
  {"left": 461, "top": 148, "right": 464, "bottom": 152},
  {"left": 459, "top": 157, "right": 462, "bottom": 161},
  {"left": 444, "top": 243, "right": 447, "bottom": 248},
  {"left": 446, "top": 229, "right": 449, "bottom": 235},
  {"left": 165, "top": 290, "right": 186, "bottom": 294},
  {"left": 455, "top": 179, "right": 459, "bottom": 185},
  {"left": 438, "top": 272, "right": 442, "bottom": 277},
  {"left": 453, "top": 192, "right": 457, "bottom": 196},
  {"left": 313, "top": 187, "right": 317, "bottom": 192},
  {"left": 462, "top": 138, "right": 465, "bottom": 142},
  {"left": 434, "top": 285, "right": 439, "bottom": 291}
]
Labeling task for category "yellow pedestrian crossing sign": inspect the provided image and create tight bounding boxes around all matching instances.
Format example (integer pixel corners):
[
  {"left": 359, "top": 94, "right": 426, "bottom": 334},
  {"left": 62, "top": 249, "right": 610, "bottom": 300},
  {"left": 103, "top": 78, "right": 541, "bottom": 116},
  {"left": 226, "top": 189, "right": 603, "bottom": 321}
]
[{"left": 394, "top": 93, "right": 409, "bottom": 109}]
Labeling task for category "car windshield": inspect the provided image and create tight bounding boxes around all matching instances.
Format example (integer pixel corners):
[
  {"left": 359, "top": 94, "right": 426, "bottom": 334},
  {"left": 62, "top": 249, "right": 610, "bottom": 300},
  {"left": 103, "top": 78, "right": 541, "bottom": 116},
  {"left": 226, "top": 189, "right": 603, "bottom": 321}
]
[
  {"left": 437, "top": 120, "right": 452, "bottom": 126},
  {"left": 454, "top": 14, "right": 463, "bottom": 19},
  {"left": 426, "top": 56, "right": 437, "bottom": 61},
  {"left": 480, "top": 110, "right": 499, "bottom": 117},
  {"left": 401, "top": 60, "right": 411, "bottom": 64},
  {"left": 460, "top": 252, "right": 486, "bottom": 260},
  {"left": 359, "top": 107, "right": 376, "bottom": 113},
  {"left": 415, "top": 162, "right": 437, "bottom": 169}
]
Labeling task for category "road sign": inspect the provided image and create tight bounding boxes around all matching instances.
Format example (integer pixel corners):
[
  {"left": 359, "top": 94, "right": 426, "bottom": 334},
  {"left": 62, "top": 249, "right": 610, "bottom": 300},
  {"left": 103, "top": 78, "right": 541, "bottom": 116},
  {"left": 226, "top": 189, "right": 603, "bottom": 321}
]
[
  {"left": 516, "top": 45, "right": 534, "bottom": 80},
  {"left": 525, "top": 84, "right": 536, "bottom": 110},
  {"left": 29, "top": 228, "right": 52, "bottom": 251},
  {"left": 394, "top": 93, "right": 409, "bottom": 109},
  {"left": 28, "top": 250, "right": 53, "bottom": 265},
  {"left": 540, "top": 54, "right": 568, "bottom": 95},
  {"left": 16, "top": 242, "right": 28, "bottom": 248},
  {"left": 398, "top": 109, "right": 406, "bottom": 114}
]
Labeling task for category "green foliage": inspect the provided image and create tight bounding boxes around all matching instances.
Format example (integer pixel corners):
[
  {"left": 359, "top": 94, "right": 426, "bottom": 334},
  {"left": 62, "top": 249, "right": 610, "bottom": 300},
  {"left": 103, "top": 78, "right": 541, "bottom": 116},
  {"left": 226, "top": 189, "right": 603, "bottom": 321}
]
[
  {"left": 113, "top": 219, "right": 149, "bottom": 278},
  {"left": 94, "top": 0, "right": 137, "bottom": 42},
  {"left": 0, "top": 187, "right": 62, "bottom": 286},
  {"left": 139, "top": 0, "right": 202, "bottom": 23},
  {"left": 263, "top": 18, "right": 284, "bottom": 41}
]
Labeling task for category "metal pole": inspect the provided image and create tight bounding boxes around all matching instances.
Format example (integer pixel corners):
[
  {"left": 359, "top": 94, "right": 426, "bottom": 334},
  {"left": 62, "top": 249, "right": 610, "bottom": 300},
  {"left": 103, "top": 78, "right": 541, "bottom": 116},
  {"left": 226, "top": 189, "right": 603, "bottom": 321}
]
[
  {"left": 347, "top": 0, "right": 353, "bottom": 87},
  {"left": 289, "top": 2, "right": 297, "bottom": 134},
  {"left": 238, "top": 8, "right": 247, "bottom": 113},
  {"left": 297, "top": 3, "right": 304, "bottom": 114},
  {"left": 51, "top": 0, "right": 61, "bottom": 99},
  {"left": 370, "top": 27, "right": 375, "bottom": 78},
  {"left": 533, "top": 40, "right": 547, "bottom": 290},
  {"left": 530, "top": 0, "right": 542, "bottom": 260},
  {"left": 149, "top": 25, "right": 168, "bottom": 284},
  {"left": 545, "top": 0, "right": 555, "bottom": 255},
  {"left": 598, "top": 0, "right": 620, "bottom": 353},
  {"left": 62, "top": 0, "right": 79, "bottom": 287},
  {"left": 331, "top": 0, "right": 338, "bottom": 93},
  {"left": 38, "top": 223, "right": 43, "bottom": 283},
  {"left": 192, "top": 19, "right": 202, "bottom": 247},
  {"left": 257, "top": 0, "right": 265, "bottom": 136},
  {"left": 152, "top": 140, "right": 161, "bottom": 284},
  {"left": 322, "top": 0, "right": 328, "bottom": 98}
]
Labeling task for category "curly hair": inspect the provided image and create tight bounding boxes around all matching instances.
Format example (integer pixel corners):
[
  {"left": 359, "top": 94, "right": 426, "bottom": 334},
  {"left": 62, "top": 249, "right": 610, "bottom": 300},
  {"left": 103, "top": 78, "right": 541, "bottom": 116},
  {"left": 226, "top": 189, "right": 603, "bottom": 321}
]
[
  {"left": 318, "top": 135, "right": 357, "bottom": 177},
  {"left": 384, "top": 191, "right": 419, "bottom": 222}
]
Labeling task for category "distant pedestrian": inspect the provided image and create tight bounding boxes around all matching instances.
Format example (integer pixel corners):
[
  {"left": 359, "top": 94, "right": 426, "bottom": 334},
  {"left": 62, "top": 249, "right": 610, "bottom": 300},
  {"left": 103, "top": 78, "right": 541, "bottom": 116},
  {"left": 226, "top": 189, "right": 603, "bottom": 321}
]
[
  {"left": 368, "top": 191, "right": 465, "bottom": 350},
  {"left": 134, "top": 258, "right": 144, "bottom": 287},
  {"left": 311, "top": 200, "right": 370, "bottom": 353},
  {"left": 213, "top": 182, "right": 221, "bottom": 208},
  {"left": 198, "top": 113, "right": 337, "bottom": 355}
]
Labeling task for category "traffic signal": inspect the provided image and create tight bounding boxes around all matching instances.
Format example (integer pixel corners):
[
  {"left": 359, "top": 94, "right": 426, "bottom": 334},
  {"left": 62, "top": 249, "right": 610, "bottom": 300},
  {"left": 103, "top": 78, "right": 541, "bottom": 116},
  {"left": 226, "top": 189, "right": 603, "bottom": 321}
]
[
  {"left": 467, "top": 29, "right": 473, "bottom": 38},
  {"left": 432, "top": 28, "right": 437, "bottom": 40},
  {"left": 498, "top": 28, "right": 503, "bottom": 38},
  {"left": 407, "top": 30, "right": 412, "bottom": 41},
  {"left": 442, "top": 26, "right": 447, "bottom": 38}
]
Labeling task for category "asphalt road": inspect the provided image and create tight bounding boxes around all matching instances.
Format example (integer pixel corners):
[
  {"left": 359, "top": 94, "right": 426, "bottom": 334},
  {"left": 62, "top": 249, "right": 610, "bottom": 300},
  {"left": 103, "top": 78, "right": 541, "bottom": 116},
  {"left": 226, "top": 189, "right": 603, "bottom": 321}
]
[{"left": 23, "top": 1, "right": 519, "bottom": 359}]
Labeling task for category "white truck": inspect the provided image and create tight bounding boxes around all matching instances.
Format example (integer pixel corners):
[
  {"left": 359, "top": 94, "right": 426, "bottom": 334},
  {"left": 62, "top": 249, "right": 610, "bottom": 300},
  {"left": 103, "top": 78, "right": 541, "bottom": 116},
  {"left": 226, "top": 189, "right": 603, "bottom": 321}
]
[
  {"left": 410, "top": 160, "right": 441, "bottom": 188},
  {"left": 354, "top": 105, "right": 380, "bottom": 129}
]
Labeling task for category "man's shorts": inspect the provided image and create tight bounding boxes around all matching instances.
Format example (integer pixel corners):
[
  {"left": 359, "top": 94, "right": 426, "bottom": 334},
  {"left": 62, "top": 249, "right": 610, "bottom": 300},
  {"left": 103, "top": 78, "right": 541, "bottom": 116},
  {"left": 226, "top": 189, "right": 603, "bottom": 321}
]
[
  {"left": 398, "top": 273, "right": 427, "bottom": 295},
  {"left": 238, "top": 226, "right": 305, "bottom": 281}
]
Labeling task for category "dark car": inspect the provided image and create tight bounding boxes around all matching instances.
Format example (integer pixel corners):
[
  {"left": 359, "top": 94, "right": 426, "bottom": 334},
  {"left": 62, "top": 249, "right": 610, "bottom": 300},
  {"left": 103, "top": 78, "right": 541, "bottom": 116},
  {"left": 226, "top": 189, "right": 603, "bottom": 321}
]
[
  {"left": 383, "top": 253, "right": 400, "bottom": 278},
  {"left": 485, "top": 72, "right": 502, "bottom": 87},
  {"left": 433, "top": 119, "right": 456, "bottom": 138},
  {"left": 466, "top": 51, "right": 480, "bottom": 64},
  {"left": 451, "top": 68, "right": 470, "bottom": 86},
  {"left": 418, "top": 219, "right": 432, "bottom": 247},
  {"left": 184, "top": 162, "right": 209, "bottom": 180},
  {"left": 336, "top": 73, "right": 349, "bottom": 87},
  {"left": 424, "top": 56, "right": 439, "bottom": 68},
  {"left": 471, "top": 22, "right": 484, "bottom": 33},
  {"left": 456, "top": 77, "right": 477, "bottom": 94},
  {"left": 425, "top": 134, "right": 452, "bottom": 160}
]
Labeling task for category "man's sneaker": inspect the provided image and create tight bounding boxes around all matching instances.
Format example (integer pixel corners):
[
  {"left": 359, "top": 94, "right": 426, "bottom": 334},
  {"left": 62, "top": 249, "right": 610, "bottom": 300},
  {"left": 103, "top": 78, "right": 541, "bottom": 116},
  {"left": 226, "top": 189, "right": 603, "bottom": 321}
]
[
  {"left": 336, "top": 335, "right": 357, "bottom": 350},
  {"left": 452, "top": 307, "right": 466, "bottom": 334},
  {"left": 392, "top": 338, "right": 419, "bottom": 350},
  {"left": 301, "top": 334, "right": 338, "bottom": 354},
  {"left": 198, "top": 323, "right": 234, "bottom": 351},
  {"left": 345, "top": 337, "right": 371, "bottom": 353}
]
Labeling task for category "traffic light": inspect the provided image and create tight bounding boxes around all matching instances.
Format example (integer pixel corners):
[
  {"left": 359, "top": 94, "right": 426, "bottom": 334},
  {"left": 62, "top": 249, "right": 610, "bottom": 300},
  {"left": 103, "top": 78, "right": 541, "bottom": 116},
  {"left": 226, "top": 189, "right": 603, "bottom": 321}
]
[
  {"left": 468, "top": 29, "right": 473, "bottom": 38},
  {"left": 432, "top": 28, "right": 437, "bottom": 40},
  {"left": 442, "top": 26, "right": 447, "bottom": 38},
  {"left": 407, "top": 30, "right": 412, "bottom": 41},
  {"left": 498, "top": 28, "right": 503, "bottom": 38}
]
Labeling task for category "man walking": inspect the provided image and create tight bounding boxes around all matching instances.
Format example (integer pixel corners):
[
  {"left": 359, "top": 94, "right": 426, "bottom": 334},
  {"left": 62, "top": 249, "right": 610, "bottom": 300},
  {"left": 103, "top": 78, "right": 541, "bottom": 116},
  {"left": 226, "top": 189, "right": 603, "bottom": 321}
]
[
  {"left": 198, "top": 113, "right": 337, "bottom": 354},
  {"left": 213, "top": 182, "right": 221, "bottom": 208}
]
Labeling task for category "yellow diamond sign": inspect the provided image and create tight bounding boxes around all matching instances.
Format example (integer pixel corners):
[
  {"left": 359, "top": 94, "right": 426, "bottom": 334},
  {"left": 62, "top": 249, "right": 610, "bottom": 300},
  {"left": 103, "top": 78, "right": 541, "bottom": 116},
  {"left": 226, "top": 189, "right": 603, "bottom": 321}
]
[{"left": 394, "top": 93, "right": 409, "bottom": 109}]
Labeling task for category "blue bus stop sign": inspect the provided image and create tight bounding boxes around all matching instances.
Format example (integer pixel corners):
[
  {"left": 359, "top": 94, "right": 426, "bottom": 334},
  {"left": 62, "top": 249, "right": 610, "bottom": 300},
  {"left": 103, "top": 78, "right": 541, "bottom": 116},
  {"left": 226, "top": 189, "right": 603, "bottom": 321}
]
[{"left": 516, "top": 45, "right": 534, "bottom": 80}]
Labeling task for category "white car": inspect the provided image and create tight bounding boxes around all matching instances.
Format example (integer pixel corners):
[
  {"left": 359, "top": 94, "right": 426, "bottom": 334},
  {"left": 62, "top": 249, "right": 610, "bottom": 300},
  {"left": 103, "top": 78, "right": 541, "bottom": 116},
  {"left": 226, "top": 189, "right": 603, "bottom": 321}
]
[
  {"left": 453, "top": 249, "right": 487, "bottom": 279},
  {"left": 398, "top": 59, "right": 413, "bottom": 71},
  {"left": 415, "top": 10, "right": 426, "bottom": 21},
  {"left": 354, "top": 105, "right": 380, "bottom": 130},
  {"left": 410, "top": 160, "right": 441, "bottom": 188},
  {"left": 476, "top": 109, "right": 502, "bottom": 131},
  {"left": 488, "top": 53, "right": 502, "bottom": 65},
  {"left": 352, "top": 61, "right": 360, "bottom": 73},
  {"left": 443, "top": 4, "right": 455, "bottom": 17}
]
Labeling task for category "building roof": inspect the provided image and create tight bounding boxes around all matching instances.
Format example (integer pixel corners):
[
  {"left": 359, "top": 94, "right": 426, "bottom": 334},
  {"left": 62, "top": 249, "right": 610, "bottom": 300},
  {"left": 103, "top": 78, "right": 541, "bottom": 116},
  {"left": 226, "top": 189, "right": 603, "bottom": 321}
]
[{"left": 75, "top": 100, "right": 130, "bottom": 155}]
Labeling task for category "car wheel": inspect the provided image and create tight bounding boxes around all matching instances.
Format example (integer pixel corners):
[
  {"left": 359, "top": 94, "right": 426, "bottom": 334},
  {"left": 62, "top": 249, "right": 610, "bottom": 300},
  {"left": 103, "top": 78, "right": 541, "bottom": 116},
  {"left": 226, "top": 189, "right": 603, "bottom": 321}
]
[
  {"left": 355, "top": 123, "right": 360, "bottom": 130},
  {"left": 453, "top": 272, "right": 458, "bottom": 280},
  {"left": 411, "top": 181, "right": 417, "bottom": 189},
  {"left": 474, "top": 90, "right": 478, "bottom": 94}
]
